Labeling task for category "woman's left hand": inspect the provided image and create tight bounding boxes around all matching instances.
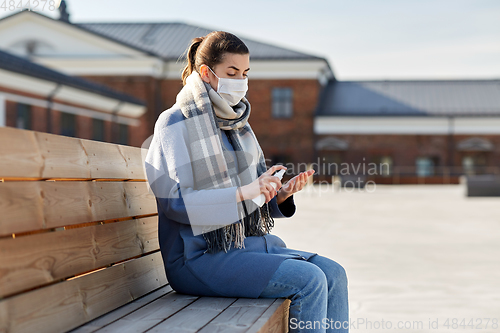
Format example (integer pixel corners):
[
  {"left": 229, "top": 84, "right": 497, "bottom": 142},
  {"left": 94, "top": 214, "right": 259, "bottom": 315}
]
[{"left": 276, "top": 169, "right": 315, "bottom": 205}]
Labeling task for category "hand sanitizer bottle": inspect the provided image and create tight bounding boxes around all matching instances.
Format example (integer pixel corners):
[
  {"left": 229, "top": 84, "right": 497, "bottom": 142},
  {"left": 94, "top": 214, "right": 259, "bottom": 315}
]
[{"left": 252, "top": 169, "right": 286, "bottom": 207}]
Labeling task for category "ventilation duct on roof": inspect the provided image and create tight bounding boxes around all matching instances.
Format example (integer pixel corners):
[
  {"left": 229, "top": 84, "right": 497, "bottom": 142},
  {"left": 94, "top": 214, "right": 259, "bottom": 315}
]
[
  {"left": 456, "top": 137, "right": 494, "bottom": 151},
  {"left": 315, "top": 137, "right": 349, "bottom": 150},
  {"left": 8, "top": 39, "right": 55, "bottom": 57}
]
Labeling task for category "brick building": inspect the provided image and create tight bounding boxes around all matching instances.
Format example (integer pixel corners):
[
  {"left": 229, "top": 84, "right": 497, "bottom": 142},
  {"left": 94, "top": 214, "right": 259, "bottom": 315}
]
[
  {"left": 0, "top": 8, "right": 332, "bottom": 169},
  {"left": 315, "top": 80, "right": 500, "bottom": 183},
  {"left": 1, "top": 5, "right": 499, "bottom": 184},
  {"left": 0, "top": 48, "right": 145, "bottom": 143}
]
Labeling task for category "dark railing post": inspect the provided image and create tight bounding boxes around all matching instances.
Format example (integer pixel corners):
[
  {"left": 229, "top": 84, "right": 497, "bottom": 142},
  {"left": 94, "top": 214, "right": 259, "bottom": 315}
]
[
  {"left": 110, "top": 102, "right": 123, "bottom": 144},
  {"left": 46, "top": 84, "right": 62, "bottom": 134}
]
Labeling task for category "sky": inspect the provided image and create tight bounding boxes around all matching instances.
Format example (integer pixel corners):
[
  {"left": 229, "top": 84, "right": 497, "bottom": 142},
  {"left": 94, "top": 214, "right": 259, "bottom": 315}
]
[{"left": 2, "top": 0, "right": 499, "bottom": 81}]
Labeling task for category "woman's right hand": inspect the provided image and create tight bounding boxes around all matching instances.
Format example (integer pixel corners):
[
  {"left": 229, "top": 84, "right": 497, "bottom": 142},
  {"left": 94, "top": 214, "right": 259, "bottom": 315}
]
[{"left": 237, "top": 165, "right": 287, "bottom": 203}]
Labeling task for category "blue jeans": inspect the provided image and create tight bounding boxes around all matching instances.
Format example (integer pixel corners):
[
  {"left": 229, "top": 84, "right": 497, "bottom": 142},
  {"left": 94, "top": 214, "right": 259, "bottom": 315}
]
[{"left": 258, "top": 254, "right": 349, "bottom": 333}]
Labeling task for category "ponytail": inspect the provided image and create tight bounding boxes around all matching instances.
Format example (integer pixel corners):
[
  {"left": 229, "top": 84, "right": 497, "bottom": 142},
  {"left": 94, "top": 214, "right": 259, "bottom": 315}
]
[
  {"left": 181, "top": 31, "right": 249, "bottom": 86},
  {"left": 182, "top": 37, "right": 204, "bottom": 86}
]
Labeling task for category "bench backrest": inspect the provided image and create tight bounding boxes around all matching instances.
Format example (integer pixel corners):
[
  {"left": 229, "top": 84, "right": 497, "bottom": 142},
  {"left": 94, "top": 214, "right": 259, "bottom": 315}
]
[{"left": 0, "top": 127, "right": 166, "bottom": 333}]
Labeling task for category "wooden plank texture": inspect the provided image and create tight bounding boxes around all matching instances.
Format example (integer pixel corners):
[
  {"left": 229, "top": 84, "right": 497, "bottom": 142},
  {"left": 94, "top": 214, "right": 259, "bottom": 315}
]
[
  {"left": 0, "top": 252, "right": 167, "bottom": 333},
  {"left": 197, "top": 298, "right": 277, "bottom": 333},
  {"left": 0, "top": 127, "right": 147, "bottom": 180},
  {"left": 117, "top": 145, "right": 149, "bottom": 181},
  {"left": 80, "top": 139, "right": 130, "bottom": 180},
  {"left": 0, "top": 181, "right": 157, "bottom": 236},
  {"left": 248, "top": 299, "right": 290, "bottom": 333},
  {"left": 148, "top": 296, "right": 237, "bottom": 333},
  {"left": 69, "top": 286, "right": 174, "bottom": 333},
  {"left": 0, "top": 128, "right": 45, "bottom": 179},
  {"left": 34, "top": 131, "right": 91, "bottom": 179},
  {"left": 94, "top": 291, "right": 204, "bottom": 332},
  {"left": 0, "top": 216, "right": 159, "bottom": 298}
]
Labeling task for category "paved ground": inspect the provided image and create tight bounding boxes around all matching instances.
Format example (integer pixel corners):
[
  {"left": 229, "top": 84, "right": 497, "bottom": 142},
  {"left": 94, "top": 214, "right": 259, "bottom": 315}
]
[{"left": 271, "top": 182, "right": 500, "bottom": 333}]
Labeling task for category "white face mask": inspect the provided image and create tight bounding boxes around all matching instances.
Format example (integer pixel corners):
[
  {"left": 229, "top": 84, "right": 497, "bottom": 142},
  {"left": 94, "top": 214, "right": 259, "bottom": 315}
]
[{"left": 207, "top": 66, "right": 248, "bottom": 106}]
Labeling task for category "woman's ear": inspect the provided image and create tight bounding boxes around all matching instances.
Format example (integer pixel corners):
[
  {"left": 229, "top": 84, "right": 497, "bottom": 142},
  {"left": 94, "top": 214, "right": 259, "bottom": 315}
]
[{"left": 199, "top": 65, "right": 210, "bottom": 83}]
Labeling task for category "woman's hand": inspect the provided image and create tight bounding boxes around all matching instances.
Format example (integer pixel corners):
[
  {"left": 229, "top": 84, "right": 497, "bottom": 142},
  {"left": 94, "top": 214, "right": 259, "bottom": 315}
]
[
  {"left": 276, "top": 169, "right": 315, "bottom": 205},
  {"left": 237, "top": 165, "right": 287, "bottom": 204}
]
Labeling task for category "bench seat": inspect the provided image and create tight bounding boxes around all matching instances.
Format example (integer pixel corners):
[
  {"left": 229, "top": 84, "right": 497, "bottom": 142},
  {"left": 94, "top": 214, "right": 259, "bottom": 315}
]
[
  {"left": 70, "top": 285, "right": 290, "bottom": 333},
  {"left": 0, "top": 127, "right": 290, "bottom": 333}
]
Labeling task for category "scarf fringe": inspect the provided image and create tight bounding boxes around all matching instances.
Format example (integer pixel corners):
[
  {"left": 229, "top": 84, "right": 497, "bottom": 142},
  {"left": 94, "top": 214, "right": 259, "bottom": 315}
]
[{"left": 203, "top": 201, "right": 275, "bottom": 254}]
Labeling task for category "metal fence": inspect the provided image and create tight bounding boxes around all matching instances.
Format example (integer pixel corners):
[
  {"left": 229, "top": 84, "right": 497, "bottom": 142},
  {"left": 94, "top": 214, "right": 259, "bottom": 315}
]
[{"left": 303, "top": 165, "right": 500, "bottom": 185}]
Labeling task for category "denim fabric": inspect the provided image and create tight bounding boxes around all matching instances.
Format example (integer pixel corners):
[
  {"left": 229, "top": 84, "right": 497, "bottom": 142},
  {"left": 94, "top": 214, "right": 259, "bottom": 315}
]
[{"left": 258, "top": 254, "right": 349, "bottom": 333}]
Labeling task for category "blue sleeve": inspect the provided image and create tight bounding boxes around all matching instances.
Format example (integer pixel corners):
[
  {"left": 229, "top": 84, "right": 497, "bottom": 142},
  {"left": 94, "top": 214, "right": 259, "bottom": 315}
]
[{"left": 268, "top": 193, "right": 296, "bottom": 218}]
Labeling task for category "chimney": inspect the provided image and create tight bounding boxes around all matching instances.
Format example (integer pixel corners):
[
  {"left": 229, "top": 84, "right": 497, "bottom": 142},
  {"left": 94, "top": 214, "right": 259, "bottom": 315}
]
[{"left": 58, "top": 0, "right": 70, "bottom": 23}]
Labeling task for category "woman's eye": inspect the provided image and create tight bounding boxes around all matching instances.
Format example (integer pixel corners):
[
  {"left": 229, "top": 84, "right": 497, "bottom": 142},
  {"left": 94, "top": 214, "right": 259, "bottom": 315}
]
[{"left": 227, "top": 73, "right": 248, "bottom": 78}]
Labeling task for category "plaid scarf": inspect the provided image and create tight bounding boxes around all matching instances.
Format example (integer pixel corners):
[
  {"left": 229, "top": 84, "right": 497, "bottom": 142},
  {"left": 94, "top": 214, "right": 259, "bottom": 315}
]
[{"left": 177, "top": 71, "right": 275, "bottom": 254}]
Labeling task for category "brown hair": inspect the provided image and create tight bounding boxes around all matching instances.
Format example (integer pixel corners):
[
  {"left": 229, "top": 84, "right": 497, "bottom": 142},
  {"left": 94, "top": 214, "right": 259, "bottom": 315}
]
[{"left": 181, "top": 31, "right": 249, "bottom": 86}]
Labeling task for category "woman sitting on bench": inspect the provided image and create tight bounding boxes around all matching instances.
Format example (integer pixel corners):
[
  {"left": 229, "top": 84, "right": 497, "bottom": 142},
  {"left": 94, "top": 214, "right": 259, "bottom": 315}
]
[{"left": 145, "top": 31, "right": 348, "bottom": 333}]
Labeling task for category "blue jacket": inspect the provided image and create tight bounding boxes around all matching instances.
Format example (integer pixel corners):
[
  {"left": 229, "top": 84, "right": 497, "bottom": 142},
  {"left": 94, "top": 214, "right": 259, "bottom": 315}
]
[{"left": 146, "top": 107, "right": 317, "bottom": 299}]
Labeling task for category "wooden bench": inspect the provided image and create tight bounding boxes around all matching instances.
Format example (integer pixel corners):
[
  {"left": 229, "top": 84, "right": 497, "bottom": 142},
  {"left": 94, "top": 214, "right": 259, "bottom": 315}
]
[{"left": 0, "top": 127, "right": 291, "bottom": 333}]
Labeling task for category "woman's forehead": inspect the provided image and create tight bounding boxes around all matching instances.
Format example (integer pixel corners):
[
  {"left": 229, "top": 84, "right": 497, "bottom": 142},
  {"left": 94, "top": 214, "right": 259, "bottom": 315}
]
[{"left": 219, "top": 53, "right": 250, "bottom": 70}]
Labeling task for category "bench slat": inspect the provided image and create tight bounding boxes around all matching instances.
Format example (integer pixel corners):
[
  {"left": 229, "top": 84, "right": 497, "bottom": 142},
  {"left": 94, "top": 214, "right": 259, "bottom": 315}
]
[
  {"left": 197, "top": 298, "right": 277, "bottom": 333},
  {"left": 92, "top": 291, "right": 204, "bottom": 332},
  {"left": 69, "top": 286, "right": 174, "bottom": 333},
  {"left": 0, "top": 127, "right": 146, "bottom": 180},
  {"left": 0, "top": 128, "right": 46, "bottom": 179},
  {"left": 0, "top": 181, "right": 156, "bottom": 236},
  {"left": 0, "top": 216, "right": 158, "bottom": 298},
  {"left": 147, "top": 296, "right": 237, "bottom": 333},
  {"left": 0, "top": 252, "right": 167, "bottom": 333}
]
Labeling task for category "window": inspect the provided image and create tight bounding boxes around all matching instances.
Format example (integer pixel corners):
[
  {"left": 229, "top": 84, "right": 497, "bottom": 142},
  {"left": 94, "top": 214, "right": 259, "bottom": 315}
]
[
  {"left": 92, "top": 118, "right": 105, "bottom": 142},
  {"left": 118, "top": 123, "right": 128, "bottom": 145},
  {"left": 462, "top": 154, "right": 487, "bottom": 175},
  {"left": 16, "top": 103, "right": 32, "bottom": 129},
  {"left": 322, "top": 152, "right": 343, "bottom": 175},
  {"left": 370, "top": 155, "right": 393, "bottom": 176},
  {"left": 416, "top": 156, "right": 439, "bottom": 176},
  {"left": 462, "top": 156, "right": 474, "bottom": 175},
  {"left": 272, "top": 88, "right": 293, "bottom": 118},
  {"left": 60, "top": 112, "right": 76, "bottom": 137},
  {"left": 378, "top": 155, "right": 392, "bottom": 176}
]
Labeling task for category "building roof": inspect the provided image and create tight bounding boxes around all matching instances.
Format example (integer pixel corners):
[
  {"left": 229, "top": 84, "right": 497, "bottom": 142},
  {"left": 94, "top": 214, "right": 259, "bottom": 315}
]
[
  {"left": 76, "top": 22, "right": 326, "bottom": 61},
  {"left": 316, "top": 79, "right": 500, "bottom": 117},
  {"left": 0, "top": 48, "right": 145, "bottom": 106},
  {"left": 0, "top": 10, "right": 157, "bottom": 57}
]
